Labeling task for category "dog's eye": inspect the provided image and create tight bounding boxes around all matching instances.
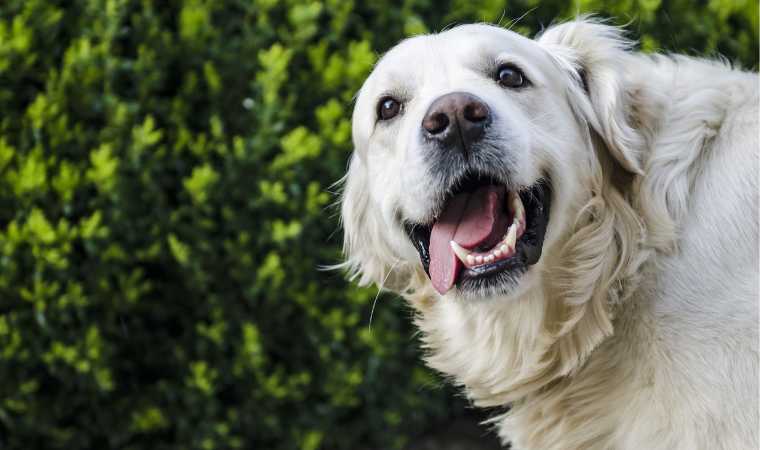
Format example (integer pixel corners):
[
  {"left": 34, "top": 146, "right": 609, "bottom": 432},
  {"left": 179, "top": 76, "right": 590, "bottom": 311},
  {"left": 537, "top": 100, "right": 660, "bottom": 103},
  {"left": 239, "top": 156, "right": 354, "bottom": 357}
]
[
  {"left": 377, "top": 96, "right": 401, "bottom": 120},
  {"left": 496, "top": 65, "right": 527, "bottom": 88}
]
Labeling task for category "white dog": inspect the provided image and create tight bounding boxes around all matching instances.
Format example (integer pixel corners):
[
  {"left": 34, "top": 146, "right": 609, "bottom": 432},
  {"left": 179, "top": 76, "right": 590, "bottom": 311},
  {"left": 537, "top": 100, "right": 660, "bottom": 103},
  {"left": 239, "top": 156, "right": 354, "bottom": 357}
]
[{"left": 340, "top": 18, "right": 758, "bottom": 450}]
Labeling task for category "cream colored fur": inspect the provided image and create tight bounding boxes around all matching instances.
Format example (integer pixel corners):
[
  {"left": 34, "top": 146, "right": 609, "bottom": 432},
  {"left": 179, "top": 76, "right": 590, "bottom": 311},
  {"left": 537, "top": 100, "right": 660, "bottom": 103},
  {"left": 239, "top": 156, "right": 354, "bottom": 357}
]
[{"left": 340, "top": 18, "right": 759, "bottom": 450}]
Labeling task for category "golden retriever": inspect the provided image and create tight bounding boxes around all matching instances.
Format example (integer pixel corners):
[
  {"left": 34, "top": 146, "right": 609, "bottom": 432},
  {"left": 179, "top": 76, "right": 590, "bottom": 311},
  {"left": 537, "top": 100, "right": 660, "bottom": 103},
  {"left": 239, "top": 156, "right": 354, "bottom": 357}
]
[{"left": 339, "top": 18, "right": 758, "bottom": 450}]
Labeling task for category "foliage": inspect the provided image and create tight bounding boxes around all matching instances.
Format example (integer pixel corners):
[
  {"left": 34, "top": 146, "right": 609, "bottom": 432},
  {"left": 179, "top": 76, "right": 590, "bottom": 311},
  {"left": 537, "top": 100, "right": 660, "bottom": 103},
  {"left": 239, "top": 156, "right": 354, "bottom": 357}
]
[{"left": 0, "top": 1, "right": 755, "bottom": 449}]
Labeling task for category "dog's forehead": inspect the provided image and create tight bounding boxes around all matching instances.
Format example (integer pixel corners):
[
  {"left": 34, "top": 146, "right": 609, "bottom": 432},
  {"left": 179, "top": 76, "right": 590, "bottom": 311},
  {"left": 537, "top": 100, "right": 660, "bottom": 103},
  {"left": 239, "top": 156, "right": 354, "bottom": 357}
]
[{"left": 374, "top": 25, "right": 542, "bottom": 80}]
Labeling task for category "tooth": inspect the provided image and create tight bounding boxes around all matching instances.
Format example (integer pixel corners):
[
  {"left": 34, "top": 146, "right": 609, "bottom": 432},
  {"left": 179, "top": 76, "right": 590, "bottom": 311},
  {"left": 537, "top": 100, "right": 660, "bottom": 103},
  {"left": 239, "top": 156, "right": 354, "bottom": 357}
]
[
  {"left": 494, "top": 249, "right": 502, "bottom": 258},
  {"left": 485, "top": 255, "right": 494, "bottom": 263},
  {"left": 507, "top": 191, "right": 517, "bottom": 210},
  {"left": 467, "top": 255, "right": 475, "bottom": 265},
  {"left": 450, "top": 241, "right": 472, "bottom": 265},
  {"left": 504, "top": 223, "right": 517, "bottom": 249},
  {"left": 476, "top": 255, "right": 484, "bottom": 264},
  {"left": 500, "top": 244, "right": 508, "bottom": 253},
  {"left": 512, "top": 193, "right": 525, "bottom": 225}
]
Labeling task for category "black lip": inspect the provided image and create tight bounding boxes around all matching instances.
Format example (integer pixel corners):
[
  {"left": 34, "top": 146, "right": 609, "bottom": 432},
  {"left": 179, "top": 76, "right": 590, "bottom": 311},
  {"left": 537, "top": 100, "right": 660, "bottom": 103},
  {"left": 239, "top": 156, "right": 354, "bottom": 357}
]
[
  {"left": 405, "top": 177, "right": 551, "bottom": 294},
  {"left": 406, "top": 222, "right": 432, "bottom": 272}
]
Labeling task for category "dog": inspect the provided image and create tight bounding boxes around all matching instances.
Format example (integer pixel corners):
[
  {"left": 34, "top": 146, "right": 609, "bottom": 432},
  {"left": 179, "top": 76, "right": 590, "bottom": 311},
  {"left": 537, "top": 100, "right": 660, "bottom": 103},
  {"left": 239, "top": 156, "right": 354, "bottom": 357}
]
[{"left": 339, "top": 18, "right": 759, "bottom": 450}]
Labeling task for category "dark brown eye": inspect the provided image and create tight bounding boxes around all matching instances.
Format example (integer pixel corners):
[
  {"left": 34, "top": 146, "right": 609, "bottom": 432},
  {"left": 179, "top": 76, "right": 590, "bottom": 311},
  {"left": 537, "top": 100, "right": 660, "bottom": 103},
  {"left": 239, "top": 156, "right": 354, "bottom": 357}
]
[
  {"left": 377, "top": 96, "right": 401, "bottom": 120},
  {"left": 496, "top": 65, "right": 526, "bottom": 88}
]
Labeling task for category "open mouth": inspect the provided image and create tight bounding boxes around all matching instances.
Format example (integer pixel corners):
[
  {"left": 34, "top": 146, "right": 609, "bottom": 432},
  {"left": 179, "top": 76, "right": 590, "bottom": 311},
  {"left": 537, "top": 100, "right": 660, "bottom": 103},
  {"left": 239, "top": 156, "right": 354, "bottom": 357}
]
[{"left": 406, "top": 173, "right": 551, "bottom": 295}]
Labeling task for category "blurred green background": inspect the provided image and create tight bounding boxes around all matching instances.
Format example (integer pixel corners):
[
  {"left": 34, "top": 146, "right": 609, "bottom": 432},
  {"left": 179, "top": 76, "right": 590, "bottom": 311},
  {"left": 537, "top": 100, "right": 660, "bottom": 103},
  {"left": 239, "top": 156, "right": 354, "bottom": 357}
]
[{"left": 0, "top": 1, "right": 756, "bottom": 449}]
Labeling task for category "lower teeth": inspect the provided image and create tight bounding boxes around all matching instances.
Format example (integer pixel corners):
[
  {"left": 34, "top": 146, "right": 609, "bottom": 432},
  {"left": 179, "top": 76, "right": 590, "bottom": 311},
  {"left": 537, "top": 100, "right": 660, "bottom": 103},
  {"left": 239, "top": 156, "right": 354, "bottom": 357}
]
[{"left": 448, "top": 190, "right": 526, "bottom": 268}]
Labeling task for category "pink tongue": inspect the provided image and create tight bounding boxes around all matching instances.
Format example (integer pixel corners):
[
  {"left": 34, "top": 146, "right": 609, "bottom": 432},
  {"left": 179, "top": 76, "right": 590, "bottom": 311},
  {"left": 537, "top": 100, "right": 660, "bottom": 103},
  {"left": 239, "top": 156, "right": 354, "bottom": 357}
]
[{"left": 429, "top": 185, "right": 508, "bottom": 294}]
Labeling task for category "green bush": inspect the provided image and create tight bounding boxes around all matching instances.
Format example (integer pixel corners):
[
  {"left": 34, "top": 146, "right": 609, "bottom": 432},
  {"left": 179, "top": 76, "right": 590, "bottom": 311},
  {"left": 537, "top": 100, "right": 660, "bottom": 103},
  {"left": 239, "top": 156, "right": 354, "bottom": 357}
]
[{"left": 0, "top": 1, "right": 755, "bottom": 449}]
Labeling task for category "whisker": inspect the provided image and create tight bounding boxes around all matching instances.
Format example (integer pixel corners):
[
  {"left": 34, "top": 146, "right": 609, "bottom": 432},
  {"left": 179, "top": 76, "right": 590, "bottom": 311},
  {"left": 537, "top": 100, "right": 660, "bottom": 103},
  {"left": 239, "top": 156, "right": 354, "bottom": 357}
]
[
  {"left": 369, "top": 258, "right": 401, "bottom": 332},
  {"left": 506, "top": 7, "right": 538, "bottom": 32}
]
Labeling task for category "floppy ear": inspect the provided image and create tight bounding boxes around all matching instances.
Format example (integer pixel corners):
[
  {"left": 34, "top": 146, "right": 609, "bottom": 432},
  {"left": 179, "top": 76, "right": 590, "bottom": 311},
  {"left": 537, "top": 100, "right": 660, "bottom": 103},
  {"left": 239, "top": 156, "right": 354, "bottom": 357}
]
[{"left": 537, "top": 19, "right": 646, "bottom": 174}]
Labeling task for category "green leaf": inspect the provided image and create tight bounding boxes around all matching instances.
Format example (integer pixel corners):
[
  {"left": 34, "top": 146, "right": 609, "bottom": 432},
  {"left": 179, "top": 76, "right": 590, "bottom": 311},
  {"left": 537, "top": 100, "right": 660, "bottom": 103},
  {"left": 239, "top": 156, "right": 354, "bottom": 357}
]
[
  {"left": 183, "top": 163, "right": 219, "bottom": 204},
  {"left": 86, "top": 143, "right": 119, "bottom": 193},
  {"left": 167, "top": 233, "right": 190, "bottom": 265}
]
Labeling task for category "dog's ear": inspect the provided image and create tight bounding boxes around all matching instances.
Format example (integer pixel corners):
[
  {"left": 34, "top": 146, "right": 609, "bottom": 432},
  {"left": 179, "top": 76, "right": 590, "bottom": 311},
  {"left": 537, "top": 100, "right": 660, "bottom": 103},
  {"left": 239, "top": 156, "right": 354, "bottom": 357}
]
[{"left": 537, "top": 18, "right": 645, "bottom": 174}]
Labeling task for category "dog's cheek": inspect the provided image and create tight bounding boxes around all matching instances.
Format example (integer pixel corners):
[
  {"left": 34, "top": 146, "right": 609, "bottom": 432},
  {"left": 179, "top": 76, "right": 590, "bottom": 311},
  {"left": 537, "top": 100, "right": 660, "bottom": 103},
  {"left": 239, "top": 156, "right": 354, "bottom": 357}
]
[
  {"left": 544, "top": 160, "right": 586, "bottom": 251},
  {"left": 487, "top": 98, "right": 542, "bottom": 186},
  {"left": 398, "top": 172, "right": 437, "bottom": 222},
  {"left": 398, "top": 147, "right": 442, "bottom": 224},
  {"left": 366, "top": 173, "right": 412, "bottom": 251}
]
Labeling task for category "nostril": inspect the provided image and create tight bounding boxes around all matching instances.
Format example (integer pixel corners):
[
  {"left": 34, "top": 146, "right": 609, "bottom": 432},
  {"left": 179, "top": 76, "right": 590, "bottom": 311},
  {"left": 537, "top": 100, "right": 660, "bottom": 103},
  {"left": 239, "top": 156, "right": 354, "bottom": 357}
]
[
  {"left": 423, "top": 112, "right": 450, "bottom": 135},
  {"left": 463, "top": 102, "right": 489, "bottom": 123}
]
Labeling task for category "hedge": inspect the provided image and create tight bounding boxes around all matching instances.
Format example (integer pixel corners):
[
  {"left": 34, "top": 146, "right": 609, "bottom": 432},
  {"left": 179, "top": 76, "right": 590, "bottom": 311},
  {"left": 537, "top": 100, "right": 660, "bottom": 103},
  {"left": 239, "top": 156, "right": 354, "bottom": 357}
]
[{"left": 0, "top": 1, "right": 756, "bottom": 449}]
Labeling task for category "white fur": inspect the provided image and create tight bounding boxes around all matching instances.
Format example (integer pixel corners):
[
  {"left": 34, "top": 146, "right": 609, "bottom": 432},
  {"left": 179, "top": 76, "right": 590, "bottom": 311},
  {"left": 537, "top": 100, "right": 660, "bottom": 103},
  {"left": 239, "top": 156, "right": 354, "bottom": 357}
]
[{"left": 340, "top": 18, "right": 759, "bottom": 450}]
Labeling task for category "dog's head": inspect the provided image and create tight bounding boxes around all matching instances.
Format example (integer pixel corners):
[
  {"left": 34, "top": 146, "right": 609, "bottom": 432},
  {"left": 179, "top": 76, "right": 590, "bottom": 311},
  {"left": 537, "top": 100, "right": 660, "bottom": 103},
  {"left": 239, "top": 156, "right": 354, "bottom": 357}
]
[{"left": 341, "top": 20, "right": 648, "bottom": 308}]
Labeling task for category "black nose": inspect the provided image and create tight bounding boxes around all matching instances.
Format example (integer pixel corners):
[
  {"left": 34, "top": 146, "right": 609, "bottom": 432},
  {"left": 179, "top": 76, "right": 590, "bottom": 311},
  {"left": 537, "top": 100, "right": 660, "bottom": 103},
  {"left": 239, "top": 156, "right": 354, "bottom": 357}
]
[{"left": 421, "top": 92, "right": 491, "bottom": 152}]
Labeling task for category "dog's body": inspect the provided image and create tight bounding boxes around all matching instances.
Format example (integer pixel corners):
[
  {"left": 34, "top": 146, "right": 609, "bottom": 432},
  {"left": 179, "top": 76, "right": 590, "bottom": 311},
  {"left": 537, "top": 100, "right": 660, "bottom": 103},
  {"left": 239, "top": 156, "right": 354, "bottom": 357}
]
[{"left": 340, "top": 19, "right": 758, "bottom": 450}]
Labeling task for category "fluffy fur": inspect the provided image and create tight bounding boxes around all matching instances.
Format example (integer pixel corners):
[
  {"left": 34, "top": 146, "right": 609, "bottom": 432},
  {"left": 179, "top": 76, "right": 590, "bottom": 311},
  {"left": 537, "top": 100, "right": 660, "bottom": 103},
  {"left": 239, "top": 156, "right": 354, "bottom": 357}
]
[{"left": 340, "top": 18, "right": 759, "bottom": 450}]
